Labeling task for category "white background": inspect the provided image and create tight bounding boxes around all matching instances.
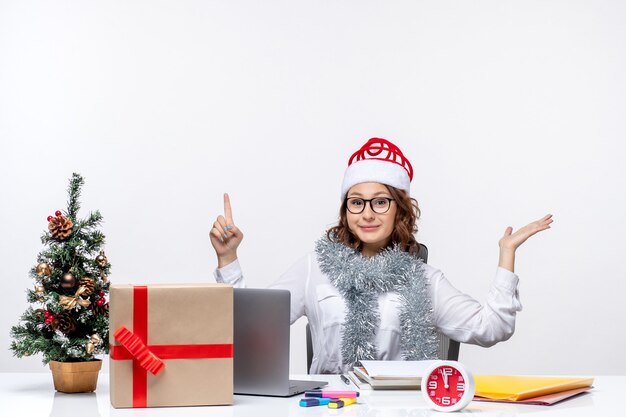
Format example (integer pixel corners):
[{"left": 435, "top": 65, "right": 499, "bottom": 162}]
[{"left": 1, "top": 1, "right": 625, "bottom": 376}]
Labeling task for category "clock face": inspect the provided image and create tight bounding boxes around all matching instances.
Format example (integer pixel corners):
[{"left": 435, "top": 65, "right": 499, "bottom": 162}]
[{"left": 422, "top": 362, "right": 475, "bottom": 412}]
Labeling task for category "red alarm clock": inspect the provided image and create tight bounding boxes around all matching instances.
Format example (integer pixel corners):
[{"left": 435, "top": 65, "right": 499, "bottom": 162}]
[{"left": 421, "top": 360, "right": 475, "bottom": 412}]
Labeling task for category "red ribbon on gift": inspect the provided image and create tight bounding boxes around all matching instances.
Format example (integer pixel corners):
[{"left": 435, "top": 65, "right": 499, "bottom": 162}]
[{"left": 110, "top": 286, "right": 233, "bottom": 408}]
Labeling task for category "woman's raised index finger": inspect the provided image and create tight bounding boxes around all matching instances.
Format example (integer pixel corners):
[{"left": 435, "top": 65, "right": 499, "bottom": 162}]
[{"left": 224, "top": 193, "right": 234, "bottom": 222}]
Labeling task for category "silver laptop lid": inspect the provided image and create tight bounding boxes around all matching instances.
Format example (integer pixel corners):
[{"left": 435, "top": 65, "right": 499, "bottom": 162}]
[{"left": 234, "top": 288, "right": 292, "bottom": 395}]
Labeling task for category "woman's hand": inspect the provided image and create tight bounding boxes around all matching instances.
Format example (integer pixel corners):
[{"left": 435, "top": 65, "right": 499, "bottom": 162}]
[
  {"left": 498, "top": 214, "right": 553, "bottom": 272},
  {"left": 210, "top": 193, "right": 244, "bottom": 268},
  {"left": 499, "top": 214, "right": 553, "bottom": 251}
]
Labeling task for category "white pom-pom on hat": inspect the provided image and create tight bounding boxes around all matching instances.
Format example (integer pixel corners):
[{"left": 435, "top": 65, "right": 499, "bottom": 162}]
[{"left": 341, "top": 138, "right": 413, "bottom": 200}]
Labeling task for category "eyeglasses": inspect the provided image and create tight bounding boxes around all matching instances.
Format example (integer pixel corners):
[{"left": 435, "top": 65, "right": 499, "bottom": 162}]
[{"left": 346, "top": 197, "right": 395, "bottom": 214}]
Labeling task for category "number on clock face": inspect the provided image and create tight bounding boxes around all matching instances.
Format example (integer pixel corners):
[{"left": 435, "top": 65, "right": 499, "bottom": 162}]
[{"left": 426, "top": 366, "right": 465, "bottom": 407}]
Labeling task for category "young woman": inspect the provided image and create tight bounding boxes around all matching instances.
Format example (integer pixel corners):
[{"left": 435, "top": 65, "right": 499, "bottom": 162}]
[{"left": 211, "top": 138, "right": 553, "bottom": 374}]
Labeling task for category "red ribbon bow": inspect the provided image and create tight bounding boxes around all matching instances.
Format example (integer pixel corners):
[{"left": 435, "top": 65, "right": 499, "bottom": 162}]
[{"left": 114, "top": 326, "right": 165, "bottom": 375}]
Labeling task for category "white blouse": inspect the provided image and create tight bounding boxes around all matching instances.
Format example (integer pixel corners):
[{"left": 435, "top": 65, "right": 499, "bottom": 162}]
[{"left": 214, "top": 253, "right": 523, "bottom": 374}]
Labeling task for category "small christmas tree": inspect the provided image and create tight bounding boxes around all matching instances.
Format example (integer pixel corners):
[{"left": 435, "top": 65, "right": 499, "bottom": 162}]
[{"left": 11, "top": 173, "right": 111, "bottom": 363}]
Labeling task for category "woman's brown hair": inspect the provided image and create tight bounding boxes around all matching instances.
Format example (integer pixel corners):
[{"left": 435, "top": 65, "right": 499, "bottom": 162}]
[{"left": 326, "top": 185, "right": 421, "bottom": 255}]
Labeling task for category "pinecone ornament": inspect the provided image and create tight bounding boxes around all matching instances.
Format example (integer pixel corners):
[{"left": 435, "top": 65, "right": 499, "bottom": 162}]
[
  {"left": 91, "top": 302, "right": 109, "bottom": 318},
  {"left": 78, "top": 277, "right": 95, "bottom": 295},
  {"left": 48, "top": 216, "right": 74, "bottom": 241},
  {"left": 51, "top": 312, "right": 77, "bottom": 334}
]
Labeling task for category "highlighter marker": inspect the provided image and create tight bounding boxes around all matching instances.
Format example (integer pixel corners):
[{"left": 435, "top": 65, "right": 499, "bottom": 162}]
[
  {"left": 328, "top": 397, "right": 357, "bottom": 409},
  {"left": 299, "top": 398, "right": 332, "bottom": 407},
  {"left": 304, "top": 390, "right": 360, "bottom": 398}
]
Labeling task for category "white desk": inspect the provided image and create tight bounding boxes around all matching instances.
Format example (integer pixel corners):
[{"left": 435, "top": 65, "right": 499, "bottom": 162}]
[{"left": 0, "top": 373, "right": 620, "bottom": 417}]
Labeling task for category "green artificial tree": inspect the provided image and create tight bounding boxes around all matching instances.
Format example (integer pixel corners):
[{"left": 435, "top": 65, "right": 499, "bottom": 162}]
[{"left": 11, "top": 173, "right": 111, "bottom": 363}]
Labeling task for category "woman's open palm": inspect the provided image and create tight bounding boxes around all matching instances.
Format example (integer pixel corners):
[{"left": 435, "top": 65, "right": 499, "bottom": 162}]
[{"left": 499, "top": 214, "right": 553, "bottom": 251}]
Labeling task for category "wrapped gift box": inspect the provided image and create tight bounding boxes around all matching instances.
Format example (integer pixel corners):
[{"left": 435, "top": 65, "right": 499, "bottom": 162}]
[{"left": 109, "top": 284, "right": 233, "bottom": 408}]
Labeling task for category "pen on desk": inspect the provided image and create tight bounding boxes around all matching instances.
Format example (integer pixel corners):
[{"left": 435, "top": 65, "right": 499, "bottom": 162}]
[
  {"left": 305, "top": 390, "right": 360, "bottom": 398},
  {"left": 340, "top": 374, "right": 351, "bottom": 385}
]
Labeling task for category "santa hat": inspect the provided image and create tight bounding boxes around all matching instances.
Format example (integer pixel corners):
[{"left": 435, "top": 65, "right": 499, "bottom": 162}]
[{"left": 341, "top": 138, "right": 413, "bottom": 200}]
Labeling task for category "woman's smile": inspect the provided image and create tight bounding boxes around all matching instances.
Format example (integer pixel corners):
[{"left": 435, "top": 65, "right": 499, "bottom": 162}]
[{"left": 359, "top": 225, "right": 380, "bottom": 232}]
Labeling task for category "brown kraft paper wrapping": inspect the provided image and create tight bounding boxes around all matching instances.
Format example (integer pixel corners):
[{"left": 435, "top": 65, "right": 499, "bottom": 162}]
[{"left": 109, "top": 284, "right": 233, "bottom": 408}]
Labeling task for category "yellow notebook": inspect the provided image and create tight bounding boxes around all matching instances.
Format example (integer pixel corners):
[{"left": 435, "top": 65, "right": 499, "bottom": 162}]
[{"left": 474, "top": 375, "right": 594, "bottom": 401}]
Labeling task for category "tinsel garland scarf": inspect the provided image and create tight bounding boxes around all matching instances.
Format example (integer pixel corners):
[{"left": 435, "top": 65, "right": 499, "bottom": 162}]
[{"left": 315, "top": 235, "right": 439, "bottom": 368}]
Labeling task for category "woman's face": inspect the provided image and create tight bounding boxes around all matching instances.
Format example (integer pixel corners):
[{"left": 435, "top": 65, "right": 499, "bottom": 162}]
[{"left": 346, "top": 182, "right": 397, "bottom": 256}]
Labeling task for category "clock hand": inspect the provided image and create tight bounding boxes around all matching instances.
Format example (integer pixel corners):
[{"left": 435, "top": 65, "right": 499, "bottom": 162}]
[{"left": 442, "top": 368, "right": 449, "bottom": 389}]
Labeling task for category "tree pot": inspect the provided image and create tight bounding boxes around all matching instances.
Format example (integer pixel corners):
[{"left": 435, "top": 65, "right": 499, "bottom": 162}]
[{"left": 49, "top": 359, "right": 102, "bottom": 393}]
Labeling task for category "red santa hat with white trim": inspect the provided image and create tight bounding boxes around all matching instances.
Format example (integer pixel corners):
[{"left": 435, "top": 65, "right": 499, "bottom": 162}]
[{"left": 341, "top": 138, "right": 414, "bottom": 200}]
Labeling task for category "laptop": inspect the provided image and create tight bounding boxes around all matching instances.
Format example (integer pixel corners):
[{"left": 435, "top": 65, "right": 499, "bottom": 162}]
[{"left": 233, "top": 288, "right": 328, "bottom": 396}]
